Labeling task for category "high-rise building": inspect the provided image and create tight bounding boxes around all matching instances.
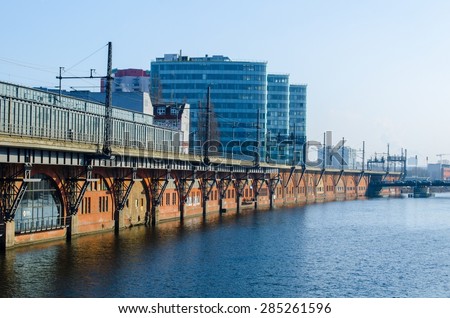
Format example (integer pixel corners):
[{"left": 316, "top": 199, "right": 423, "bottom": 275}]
[
  {"left": 150, "top": 53, "right": 307, "bottom": 164},
  {"left": 289, "top": 84, "right": 307, "bottom": 164},
  {"left": 267, "top": 74, "right": 290, "bottom": 163},
  {"left": 150, "top": 54, "right": 267, "bottom": 160}
]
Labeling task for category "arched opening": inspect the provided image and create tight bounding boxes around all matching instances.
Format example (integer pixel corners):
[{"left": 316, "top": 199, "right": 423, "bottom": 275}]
[
  {"left": 316, "top": 177, "right": 324, "bottom": 194},
  {"left": 122, "top": 180, "right": 147, "bottom": 226},
  {"left": 346, "top": 178, "right": 356, "bottom": 197},
  {"left": 324, "top": 176, "right": 334, "bottom": 193},
  {"left": 357, "top": 177, "right": 368, "bottom": 196},
  {"left": 14, "top": 174, "right": 64, "bottom": 234},
  {"left": 336, "top": 178, "right": 345, "bottom": 194}
]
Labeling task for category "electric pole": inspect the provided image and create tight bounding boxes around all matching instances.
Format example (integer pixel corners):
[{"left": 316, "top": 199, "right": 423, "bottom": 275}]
[
  {"left": 55, "top": 42, "right": 113, "bottom": 157},
  {"left": 102, "top": 42, "right": 113, "bottom": 156}
]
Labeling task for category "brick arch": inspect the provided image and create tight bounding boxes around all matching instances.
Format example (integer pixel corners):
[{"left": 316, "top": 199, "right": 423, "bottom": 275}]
[
  {"left": 324, "top": 175, "right": 334, "bottom": 193},
  {"left": 15, "top": 171, "right": 65, "bottom": 233},
  {"left": 356, "top": 175, "right": 368, "bottom": 196},
  {"left": 136, "top": 173, "right": 153, "bottom": 225},
  {"left": 138, "top": 172, "right": 152, "bottom": 202},
  {"left": 345, "top": 176, "right": 356, "bottom": 196},
  {"left": 305, "top": 174, "right": 315, "bottom": 200},
  {"left": 298, "top": 176, "right": 307, "bottom": 196},
  {"left": 335, "top": 178, "right": 345, "bottom": 193},
  {"left": 315, "top": 176, "right": 324, "bottom": 194},
  {"left": 121, "top": 180, "right": 148, "bottom": 227},
  {"left": 284, "top": 173, "right": 296, "bottom": 198},
  {"left": 30, "top": 166, "right": 67, "bottom": 216}
]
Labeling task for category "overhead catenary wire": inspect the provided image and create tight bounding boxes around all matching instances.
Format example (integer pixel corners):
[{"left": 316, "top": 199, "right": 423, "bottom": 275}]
[
  {"left": 64, "top": 43, "right": 108, "bottom": 73},
  {"left": 0, "top": 56, "right": 55, "bottom": 74},
  {"left": 0, "top": 71, "right": 56, "bottom": 87}
]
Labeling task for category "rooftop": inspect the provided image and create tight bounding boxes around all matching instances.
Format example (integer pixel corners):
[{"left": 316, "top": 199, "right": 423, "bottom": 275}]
[{"left": 154, "top": 53, "right": 266, "bottom": 64}]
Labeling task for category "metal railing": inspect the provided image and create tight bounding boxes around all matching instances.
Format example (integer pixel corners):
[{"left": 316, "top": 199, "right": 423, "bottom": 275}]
[{"left": 15, "top": 216, "right": 66, "bottom": 234}]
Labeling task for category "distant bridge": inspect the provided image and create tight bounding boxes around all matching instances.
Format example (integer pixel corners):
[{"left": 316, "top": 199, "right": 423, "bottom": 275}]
[
  {"left": 367, "top": 178, "right": 450, "bottom": 198},
  {"left": 371, "top": 179, "right": 450, "bottom": 188}
]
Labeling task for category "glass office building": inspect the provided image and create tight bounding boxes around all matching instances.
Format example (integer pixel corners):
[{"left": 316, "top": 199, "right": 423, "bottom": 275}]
[
  {"left": 289, "top": 84, "right": 307, "bottom": 164},
  {"left": 150, "top": 54, "right": 267, "bottom": 160},
  {"left": 267, "top": 74, "right": 290, "bottom": 163},
  {"left": 150, "top": 53, "right": 307, "bottom": 164}
]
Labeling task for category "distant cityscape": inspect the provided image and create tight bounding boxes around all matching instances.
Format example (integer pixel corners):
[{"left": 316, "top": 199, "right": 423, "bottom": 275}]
[{"left": 40, "top": 53, "right": 305, "bottom": 164}]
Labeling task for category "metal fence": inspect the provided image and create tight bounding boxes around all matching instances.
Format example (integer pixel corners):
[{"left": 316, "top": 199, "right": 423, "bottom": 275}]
[{"left": 15, "top": 216, "right": 66, "bottom": 234}]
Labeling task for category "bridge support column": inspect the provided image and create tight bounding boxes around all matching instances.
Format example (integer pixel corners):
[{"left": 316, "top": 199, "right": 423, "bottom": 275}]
[
  {"left": 269, "top": 188, "right": 274, "bottom": 210},
  {"left": 66, "top": 214, "right": 79, "bottom": 240},
  {"left": 149, "top": 170, "right": 171, "bottom": 226},
  {"left": 112, "top": 168, "right": 140, "bottom": 233},
  {"left": 200, "top": 172, "right": 216, "bottom": 219},
  {"left": 217, "top": 176, "right": 232, "bottom": 215},
  {"left": 64, "top": 165, "right": 97, "bottom": 241},
  {"left": 268, "top": 174, "right": 281, "bottom": 210},
  {"left": 413, "top": 186, "right": 431, "bottom": 198},
  {"left": 202, "top": 196, "right": 207, "bottom": 218},
  {"left": 0, "top": 221, "right": 15, "bottom": 250},
  {"left": 233, "top": 174, "right": 248, "bottom": 214},
  {"left": 366, "top": 185, "right": 382, "bottom": 198},
  {"left": 0, "top": 222, "right": 4, "bottom": 251},
  {"left": 252, "top": 176, "right": 267, "bottom": 211},
  {"left": 150, "top": 205, "right": 159, "bottom": 227}
]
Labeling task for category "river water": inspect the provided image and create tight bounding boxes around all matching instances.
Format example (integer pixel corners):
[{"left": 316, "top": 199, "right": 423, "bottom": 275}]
[{"left": 1, "top": 194, "right": 450, "bottom": 298}]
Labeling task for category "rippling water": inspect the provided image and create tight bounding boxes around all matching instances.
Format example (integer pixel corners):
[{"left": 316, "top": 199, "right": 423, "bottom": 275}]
[{"left": 2, "top": 194, "right": 450, "bottom": 297}]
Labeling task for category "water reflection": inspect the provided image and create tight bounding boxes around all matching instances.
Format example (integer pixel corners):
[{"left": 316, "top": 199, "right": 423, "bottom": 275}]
[{"left": 2, "top": 194, "right": 450, "bottom": 297}]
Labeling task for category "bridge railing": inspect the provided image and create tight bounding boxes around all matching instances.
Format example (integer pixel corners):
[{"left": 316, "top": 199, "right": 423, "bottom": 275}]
[
  {"left": 0, "top": 123, "right": 102, "bottom": 145},
  {"left": 1, "top": 81, "right": 183, "bottom": 155}
]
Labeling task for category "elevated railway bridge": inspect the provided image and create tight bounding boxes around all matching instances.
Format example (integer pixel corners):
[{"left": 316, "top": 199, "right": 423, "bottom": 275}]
[
  {"left": 0, "top": 80, "right": 400, "bottom": 249},
  {"left": 369, "top": 179, "right": 450, "bottom": 198}
]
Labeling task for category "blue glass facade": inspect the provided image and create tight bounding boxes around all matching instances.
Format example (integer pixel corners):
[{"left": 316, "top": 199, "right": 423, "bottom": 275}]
[
  {"left": 151, "top": 55, "right": 267, "bottom": 160},
  {"left": 150, "top": 54, "right": 307, "bottom": 164},
  {"left": 289, "top": 84, "right": 307, "bottom": 164},
  {"left": 267, "top": 74, "right": 290, "bottom": 162}
]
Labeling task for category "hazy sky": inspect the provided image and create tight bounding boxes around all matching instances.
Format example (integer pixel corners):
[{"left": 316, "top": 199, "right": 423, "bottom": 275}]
[{"left": 1, "top": 0, "right": 449, "bottom": 164}]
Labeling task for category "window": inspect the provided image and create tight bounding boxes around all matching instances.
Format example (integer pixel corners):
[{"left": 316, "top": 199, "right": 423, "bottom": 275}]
[
  {"left": 81, "top": 197, "right": 91, "bottom": 214},
  {"left": 157, "top": 107, "right": 166, "bottom": 115},
  {"left": 172, "top": 192, "right": 177, "bottom": 205},
  {"left": 99, "top": 196, "right": 108, "bottom": 212}
]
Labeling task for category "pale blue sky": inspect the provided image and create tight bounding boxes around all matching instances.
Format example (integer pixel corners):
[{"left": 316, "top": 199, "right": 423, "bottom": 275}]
[{"left": 1, "top": 0, "right": 450, "bottom": 164}]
